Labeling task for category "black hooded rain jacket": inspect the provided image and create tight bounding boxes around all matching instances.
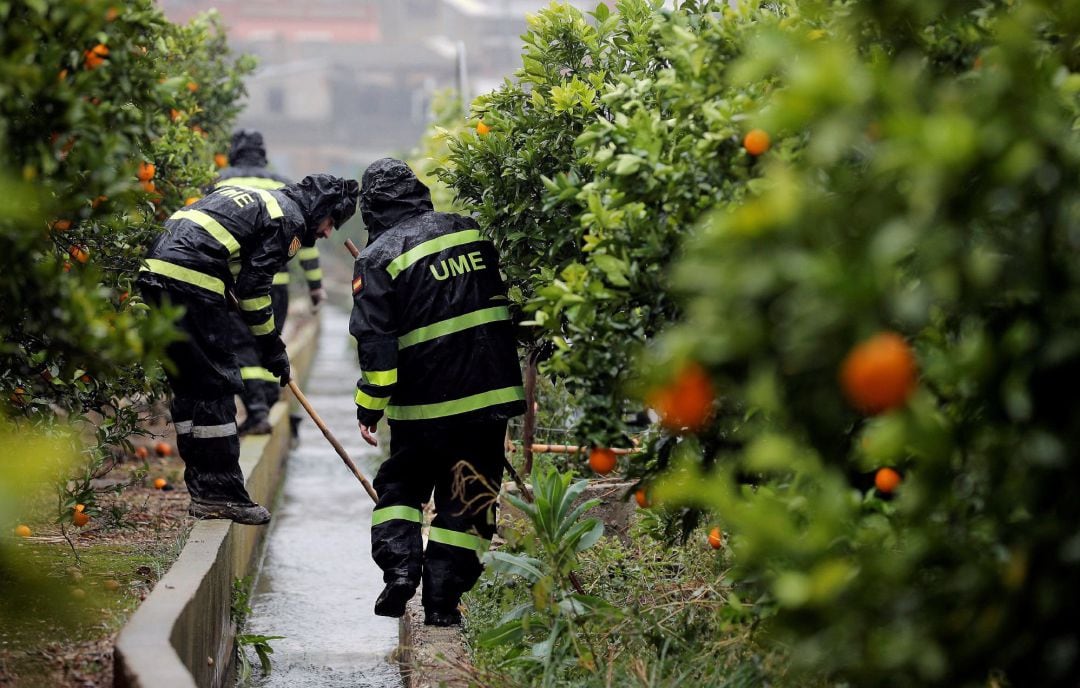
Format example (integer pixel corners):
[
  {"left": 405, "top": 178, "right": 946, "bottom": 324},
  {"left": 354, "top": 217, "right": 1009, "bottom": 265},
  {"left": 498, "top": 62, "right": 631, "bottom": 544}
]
[
  {"left": 350, "top": 158, "right": 525, "bottom": 427},
  {"left": 138, "top": 174, "right": 357, "bottom": 351}
]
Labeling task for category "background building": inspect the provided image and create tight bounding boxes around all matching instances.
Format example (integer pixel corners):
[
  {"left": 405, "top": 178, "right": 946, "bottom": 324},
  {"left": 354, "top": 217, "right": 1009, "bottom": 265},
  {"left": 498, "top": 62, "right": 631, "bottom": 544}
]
[{"left": 159, "top": 0, "right": 606, "bottom": 178}]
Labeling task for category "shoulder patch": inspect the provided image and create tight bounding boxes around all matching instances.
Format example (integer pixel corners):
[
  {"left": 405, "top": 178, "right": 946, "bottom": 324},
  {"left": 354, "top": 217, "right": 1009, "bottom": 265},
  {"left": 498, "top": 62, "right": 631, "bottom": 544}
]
[
  {"left": 352, "top": 275, "right": 363, "bottom": 294},
  {"left": 288, "top": 235, "right": 301, "bottom": 258}
]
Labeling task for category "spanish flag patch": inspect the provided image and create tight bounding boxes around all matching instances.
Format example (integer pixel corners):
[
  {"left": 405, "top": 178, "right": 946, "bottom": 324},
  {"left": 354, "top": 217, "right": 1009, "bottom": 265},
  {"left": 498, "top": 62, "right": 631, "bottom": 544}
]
[
  {"left": 288, "top": 235, "right": 301, "bottom": 258},
  {"left": 352, "top": 275, "right": 363, "bottom": 294}
]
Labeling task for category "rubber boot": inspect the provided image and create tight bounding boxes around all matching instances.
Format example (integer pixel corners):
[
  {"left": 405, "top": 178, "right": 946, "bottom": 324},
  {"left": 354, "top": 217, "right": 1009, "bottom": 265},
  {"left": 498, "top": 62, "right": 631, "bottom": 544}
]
[
  {"left": 424, "top": 607, "right": 463, "bottom": 627},
  {"left": 188, "top": 498, "right": 271, "bottom": 525},
  {"left": 238, "top": 413, "right": 272, "bottom": 436},
  {"left": 374, "top": 580, "right": 416, "bottom": 618}
]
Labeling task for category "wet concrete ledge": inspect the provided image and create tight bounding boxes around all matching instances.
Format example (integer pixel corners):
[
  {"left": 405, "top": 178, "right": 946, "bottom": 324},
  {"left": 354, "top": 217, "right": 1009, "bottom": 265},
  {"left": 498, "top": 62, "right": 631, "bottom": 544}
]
[{"left": 113, "top": 321, "right": 318, "bottom": 688}]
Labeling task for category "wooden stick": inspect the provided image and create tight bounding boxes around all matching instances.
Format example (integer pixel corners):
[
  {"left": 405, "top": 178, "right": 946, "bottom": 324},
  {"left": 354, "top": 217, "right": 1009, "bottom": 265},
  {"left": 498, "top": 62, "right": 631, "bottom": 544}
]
[
  {"left": 288, "top": 380, "right": 379, "bottom": 504},
  {"left": 344, "top": 238, "right": 360, "bottom": 258},
  {"left": 525, "top": 443, "right": 639, "bottom": 456},
  {"left": 522, "top": 351, "right": 538, "bottom": 474}
]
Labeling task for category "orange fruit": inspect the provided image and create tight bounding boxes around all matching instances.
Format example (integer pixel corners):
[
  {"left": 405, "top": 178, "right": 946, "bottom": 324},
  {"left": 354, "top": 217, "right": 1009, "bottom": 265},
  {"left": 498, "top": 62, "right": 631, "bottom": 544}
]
[
  {"left": 134, "top": 446, "right": 149, "bottom": 460},
  {"left": 634, "top": 488, "right": 650, "bottom": 508},
  {"left": 58, "top": 69, "right": 68, "bottom": 82},
  {"left": 62, "top": 261, "right": 73, "bottom": 272},
  {"left": 105, "top": 6, "right": 119, "bottom": 21},
  {"left": 476, "top": 120, "right": 491, "bottom": 136},
  {"left": 91, "top": 194, "right": 108, "bottom": 208},
  {"left": 84, "top": 43, "right": 109, "bottom": 70},
  {"left": 588, "top": 447, "right": 617, "bottom": 475},
  {"left": 103, "top": 579, "right": 120, "bottom": 591},
  {"left": 708, "top": 527, "right": 723, "bottom": 549},
  {"left": 68, "top": 245, "right": 89, "bottom": 264},
  {"left": 80, "top": 374, "right": 91, "bottom": 384},
  {"left": 184, "top": 196, "right": 200, "bottom": 206},
  {"left": 14, "top": 524, "right": 31, "bottom": 538},
  {"left": 140, "top": 180, "right": 156, "bottom": 194},
  {"left": 155, "top": 441, "right": 172, "bottom": 457},
  {"left": 73, "top": 504, "right": 86, "bottom": 513},
  {"left": 137, "top": 161, "right": 155, "bottom": 182},
  {"left": 647, "top": 362, "right": 715, "bottom": 433},
  {"left": 840, "top": 332, "right": 918, "bottom": 415},
  {"left": 874, "top": 467, "right": 902, "bottom": 494},
  {"left": 10, "top": 387, "right": 27, "bottom": 405},
  {"left": 743, "top": 128, "right": 770, "bottom": 156},
  {"left": 169, "top": 108, "right": 181, "bottom": 122},
  {"left": 71, "top": 588, "right": 86, "bottom": 599},
  {"left": 153, "top": 478, "right": 167, "bottom": 490},
  {"left": 119, "top": 290, "right": 130, "bottom": 303},
  {"left": 72, "top": 511, "right": 90, "bottom": 527},
  {"left": 52, "top": 219, "right": 72, "bottom": 232},
  {"left": 186, "top": 81, "right": 198, "bottom": 92},
  {"left": 214, "top": 153, "right": 228, "bottom": 168}
]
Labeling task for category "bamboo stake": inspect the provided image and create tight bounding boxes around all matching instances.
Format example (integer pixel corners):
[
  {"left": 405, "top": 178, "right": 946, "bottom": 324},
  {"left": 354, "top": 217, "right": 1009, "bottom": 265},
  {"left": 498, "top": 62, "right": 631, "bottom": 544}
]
[{"left": 524, "top": 443, "right": 639, "bottom": 456}]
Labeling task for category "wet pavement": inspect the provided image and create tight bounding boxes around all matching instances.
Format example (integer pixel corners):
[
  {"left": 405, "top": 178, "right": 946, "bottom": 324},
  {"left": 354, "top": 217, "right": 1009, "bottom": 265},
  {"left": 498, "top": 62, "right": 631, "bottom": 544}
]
[{"left": 246, "top": 306, "right": 401, "bottom": 688}]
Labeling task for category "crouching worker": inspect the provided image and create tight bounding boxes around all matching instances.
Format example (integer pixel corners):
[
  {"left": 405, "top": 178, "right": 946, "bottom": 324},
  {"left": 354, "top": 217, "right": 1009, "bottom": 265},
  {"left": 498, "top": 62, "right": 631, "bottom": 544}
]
[
  {"left": 350, "top": 158, "right": 525, "bottom": 626},
  {"left": 214, "top": 129, "right": 327, "bottom": 435},
  {"left": 137, "top": 174, "right": 359, "bottom": 524}
]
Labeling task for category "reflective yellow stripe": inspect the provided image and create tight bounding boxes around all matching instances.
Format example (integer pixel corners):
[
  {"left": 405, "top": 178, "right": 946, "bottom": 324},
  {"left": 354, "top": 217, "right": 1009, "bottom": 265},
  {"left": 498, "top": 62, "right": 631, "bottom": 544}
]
[
  {"left": 297, "top": 247, "right": 319, "bottom": 260},
  {"left": 213, "top": 176, "right": 286, "bottom": 190},
  {"left": 398, "top": 306, "right": 510, "bottom": 349},
  {"left": 427, "top": 526, "right": 490, "bottom": 553},
  {"left": 239, "top": 295, "right": 272, "bottom": 311},
  {"left": 250, "top": 188, "right": 284, "bottom": 219},
  {"left": 386, "top": 229, "right": 482, "bottom": 280},
  {"left": 371, "top": 506, "right": 422, "bottom": 526},
  {"left": 170, "top": 209, "right": 240, "bottom": 255},
  {"left": 304, "top": 268, "right": 323, "bottom": 281},
  {"left": 140, "top": 259, "right": 224, "bottom": 295},
  {"left": 248, "top": 315, "right": 275, "bottom": 336},
  {"left": 229, "top": 257, "right": 242, "bottom": 277},
  {"left": 240, "top": 366, "right": 278, "bottom": 382},
  {"left": 355, "top": 388, "right": 390, "bottom": 410},
  {"left": 272, "top": 272, "right": 290, "bottom": 285},
  {"left": 361, "top": 368, "right": 397, "bottom": 386},
  {"left": 387, "top": 386, "right": 525, "bottom": 421}
]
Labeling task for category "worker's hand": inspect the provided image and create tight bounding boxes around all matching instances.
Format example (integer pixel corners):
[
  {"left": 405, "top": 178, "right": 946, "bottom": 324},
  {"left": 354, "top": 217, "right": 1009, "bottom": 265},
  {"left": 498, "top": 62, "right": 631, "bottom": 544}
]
[
  {"left": 309, "top": 287, "right": 327, "bottom": 312},
  {"left": 261, "top": 339, "right": 291, "bottom": 388},
  {"left": 359, "top": 421, "right": 378, "bottom": 447}
]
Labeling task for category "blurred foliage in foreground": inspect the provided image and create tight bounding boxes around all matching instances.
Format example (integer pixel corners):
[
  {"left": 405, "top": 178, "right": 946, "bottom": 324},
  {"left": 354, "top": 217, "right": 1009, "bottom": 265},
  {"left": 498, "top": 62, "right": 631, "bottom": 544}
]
[
  {"left": 0, "top": 1, "right": 253, "bottom": 530},
  {"left": 436, "top": 0, "right": 1080, "bottom": 685}
]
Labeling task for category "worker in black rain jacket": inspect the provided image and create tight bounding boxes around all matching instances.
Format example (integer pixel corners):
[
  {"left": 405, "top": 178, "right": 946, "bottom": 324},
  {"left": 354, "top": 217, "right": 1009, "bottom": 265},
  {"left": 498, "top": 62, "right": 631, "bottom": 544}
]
[
  {"left": 351, "top": 158, "right": 525, "bottom": 626},
  {"left": 214, "top": 129, "right": 327, "bottom": 435},
  {"left": 137, "top": 174, "right": 359, "bottom": 524}
]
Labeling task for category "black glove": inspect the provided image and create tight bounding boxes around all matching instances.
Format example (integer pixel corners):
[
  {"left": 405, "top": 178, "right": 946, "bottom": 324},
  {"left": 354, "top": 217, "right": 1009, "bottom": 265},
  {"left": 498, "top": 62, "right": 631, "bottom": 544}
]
[{"left": 260, "top": 337, "right": 291, "bottom": 387}]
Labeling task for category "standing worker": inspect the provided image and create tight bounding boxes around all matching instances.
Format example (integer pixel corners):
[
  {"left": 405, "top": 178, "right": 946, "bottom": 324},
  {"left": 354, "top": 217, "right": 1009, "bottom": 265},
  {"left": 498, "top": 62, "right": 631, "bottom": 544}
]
[
  {"left": 350, "top": 158, "right": 525, "bottom": 626},
  {"left": 138, "top": 174, "right": 359, "bottom": 524},
  {"left": 214, "top": 130, "right": 327, "bottom": 435}
]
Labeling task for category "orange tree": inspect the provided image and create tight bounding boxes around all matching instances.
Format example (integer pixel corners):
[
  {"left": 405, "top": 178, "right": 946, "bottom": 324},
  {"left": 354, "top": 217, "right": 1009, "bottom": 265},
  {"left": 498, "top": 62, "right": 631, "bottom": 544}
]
[
  {"left": 646, "top": 0, "right": 1080, "bottom": 686},
  {"left": 0, "top": 0, "right": 253, "bottom": 524},
  {"left": 439, "top": 0, "right": 781, "bottom": 447}
]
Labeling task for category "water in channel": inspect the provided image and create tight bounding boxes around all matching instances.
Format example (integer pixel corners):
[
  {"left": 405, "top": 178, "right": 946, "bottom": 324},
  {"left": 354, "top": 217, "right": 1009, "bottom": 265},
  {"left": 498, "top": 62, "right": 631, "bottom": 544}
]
[{"left": 246, "top": 306, "right": 401, "bottom": 688}]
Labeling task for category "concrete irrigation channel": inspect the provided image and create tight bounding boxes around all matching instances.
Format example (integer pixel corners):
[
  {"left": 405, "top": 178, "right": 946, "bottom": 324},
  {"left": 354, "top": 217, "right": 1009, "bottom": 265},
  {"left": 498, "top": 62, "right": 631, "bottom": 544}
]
[{"left": 243, "top": 304, "right": 400, "bottom": 688}]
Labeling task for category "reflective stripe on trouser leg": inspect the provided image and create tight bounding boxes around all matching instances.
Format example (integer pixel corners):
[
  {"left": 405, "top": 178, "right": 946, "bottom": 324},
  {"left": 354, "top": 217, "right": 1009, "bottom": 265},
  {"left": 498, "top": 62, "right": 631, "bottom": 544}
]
[
  {"left": 371, "top": 436, "right": 437, "bottom": 587},
  {"left": 422, "top": 419, "right": 507, "bottom": 613},
  {"left": 170, "top": 394, "right": 253, "bottom": 504}
]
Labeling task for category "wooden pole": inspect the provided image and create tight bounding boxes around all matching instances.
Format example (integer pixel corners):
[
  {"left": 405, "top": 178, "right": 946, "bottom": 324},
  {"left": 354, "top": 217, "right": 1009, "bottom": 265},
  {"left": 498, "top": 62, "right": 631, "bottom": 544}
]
[
  {"left": 522, "top": 350, "right": 538, "bottom": 474},
  {"left": 525, "top": 443, "right": 638, "bottom": 456},
  {"left": 288, "top": 380, "right": 379, "bottom": 504}
]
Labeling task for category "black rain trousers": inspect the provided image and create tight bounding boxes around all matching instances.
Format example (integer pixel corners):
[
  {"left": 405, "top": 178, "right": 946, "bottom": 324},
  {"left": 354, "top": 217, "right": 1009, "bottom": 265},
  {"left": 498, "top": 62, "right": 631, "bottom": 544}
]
[
  {"left": 141, "top": 284, "right": 256, "bottom": 505},
  {"left": 371, "top": 419, "right": 506, "bottom": 613},
  {"left": 229, "top": 284, "right": 289, "bottom": 420}
]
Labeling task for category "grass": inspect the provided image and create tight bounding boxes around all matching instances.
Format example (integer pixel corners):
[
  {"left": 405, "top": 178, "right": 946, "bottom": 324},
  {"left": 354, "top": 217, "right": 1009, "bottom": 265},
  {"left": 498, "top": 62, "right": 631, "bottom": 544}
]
[{"left": 461, "top": 509, "right": 790, "bottom": 688}]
